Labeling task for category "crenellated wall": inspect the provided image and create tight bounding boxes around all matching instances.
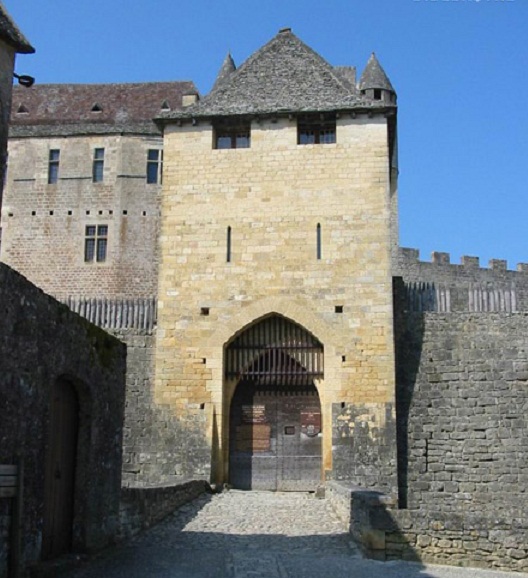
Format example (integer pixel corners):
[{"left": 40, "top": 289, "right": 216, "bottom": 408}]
[{"left": 394, "top": 247, "right": 528, "bottom": 312}]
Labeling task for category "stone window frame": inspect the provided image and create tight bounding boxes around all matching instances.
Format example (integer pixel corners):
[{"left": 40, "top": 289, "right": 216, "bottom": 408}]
[
  {"left": 146, "top": 149, "right": 163, "bottom": 184},
  {"left": 84, "top": 224, "right": 108, "bottom": 263},
  {"left": 297, "top": 114, "right": 336, "bottom": 145},
  {"left": 48, "top": 149, "right": 60, "bottom": 184},
  {"left": 92, "top": 148, "right": 105, "bottom": 183},
  {"left": 213, "top": 119, "right": 251, "bottom": 150}
]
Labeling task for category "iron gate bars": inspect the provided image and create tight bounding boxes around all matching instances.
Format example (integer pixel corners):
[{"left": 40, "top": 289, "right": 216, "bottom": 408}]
[{"left": 225, "top": 315, "right": 324, "bottom": 384}]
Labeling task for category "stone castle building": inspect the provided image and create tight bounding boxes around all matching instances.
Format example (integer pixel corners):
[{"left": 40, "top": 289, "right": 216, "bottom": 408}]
[
  {"left": 1, "top": 28, "right": 527, "bottom": 570},
  {"left": 2, "top": 80, "right": 197, "bottom": 297}
]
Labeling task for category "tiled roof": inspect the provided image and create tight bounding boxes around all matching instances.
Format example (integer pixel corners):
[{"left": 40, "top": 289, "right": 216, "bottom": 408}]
[
  {"left": 359, "top": 53, "right": 395, "bottom": 93},
  {"left": 0, "top": 2, "right": 34, "bottom": 53},
  {"left": 10, "top": 81, "right": 198, "bottom": 137},
  {"left": 159, "top": 29, "right": 394, "bottom": 121}
]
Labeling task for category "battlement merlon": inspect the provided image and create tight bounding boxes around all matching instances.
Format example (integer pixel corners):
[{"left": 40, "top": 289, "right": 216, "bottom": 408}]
[
  {"left": 394, "top": 246, "right": 528, "bottom": 312},
  {"left": 397, "top": 247, "right": 528, "bottom": 273}
]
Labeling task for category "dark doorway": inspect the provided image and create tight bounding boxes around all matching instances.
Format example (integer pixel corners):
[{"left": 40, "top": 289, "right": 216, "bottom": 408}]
[
  {"left": 226, "top": 315, "right": 323, "bottom": 491},
  {"left": 42, "top": 378, "right": 79, "bottom": 559}
]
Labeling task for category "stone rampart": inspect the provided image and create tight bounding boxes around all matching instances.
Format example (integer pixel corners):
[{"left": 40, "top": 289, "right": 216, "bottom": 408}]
[
  {"left": 395, "top": 247, "right": 528, "bottom": 312},
  {"left": 394, "top": 305, "right": 528, "bottom": 514}
]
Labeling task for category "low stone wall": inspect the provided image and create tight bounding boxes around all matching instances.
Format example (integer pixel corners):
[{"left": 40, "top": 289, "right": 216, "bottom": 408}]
[
  {"left": 118, "top": 480, "right": 210, "bottom": 540},
  {"left": 327, "top": 481, "right": 528, "bottom": 573},
  {"left": 388, "top": 509, "right": 528, "bottom": 572}
]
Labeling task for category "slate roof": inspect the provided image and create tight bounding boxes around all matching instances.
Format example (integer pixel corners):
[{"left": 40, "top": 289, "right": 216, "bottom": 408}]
[
  {"left": 158, "top": 28, "right": 395, "bottom": 122},
  {"left": 10, "top": 81, "right": 198, "bottom": 137},
  {"left": 359, "top": 53, "right": 395, "bottom": 93},
  {"left": 0, "top": 2, "right": 34, "bottom": 53},
  {"left": 210, "top": 53, "right": 236, "bottom": 93}
]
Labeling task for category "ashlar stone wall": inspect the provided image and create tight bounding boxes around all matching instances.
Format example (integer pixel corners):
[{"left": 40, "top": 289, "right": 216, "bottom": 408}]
[
  {"left": 1, "top": 134, "right": 162, "bottom": 299},
  {"left": 155, "top": 115, "right": 397, "bottom": 488}
]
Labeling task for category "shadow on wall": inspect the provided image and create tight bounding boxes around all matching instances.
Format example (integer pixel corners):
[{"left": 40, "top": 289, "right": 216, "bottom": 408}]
[
  {"left": 116, "top": 330, "right": 212, "bottom": 487},
  {"left": 346, "top": 487, "right": 418, "bottom": 562},
  {"left": 393, "top": 276, "right": 426, "bottom": 509}
]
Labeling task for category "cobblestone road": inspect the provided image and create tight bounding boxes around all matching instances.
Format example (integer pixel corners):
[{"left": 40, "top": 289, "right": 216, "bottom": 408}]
[{"left": 63, "top": 491, "right": 527, "bottom": 578}]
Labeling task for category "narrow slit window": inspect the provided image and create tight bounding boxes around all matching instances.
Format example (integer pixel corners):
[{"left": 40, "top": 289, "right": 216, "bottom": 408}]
[
  {"left": 92, "top": 148, "right": 105, "bottom": 183},
  {"left": 316, "top": 223, "right": 322, "bottom": 260},
  {"left": 227, "top": 226, "right": 232, "bottom": 262},
  {"left": 48, "top": 149, "right": 60, "bottom": 184}
]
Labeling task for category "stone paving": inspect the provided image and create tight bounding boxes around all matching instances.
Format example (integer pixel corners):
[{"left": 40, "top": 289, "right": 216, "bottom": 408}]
[{"left": 62, "top": 491, "right": 528, "bottom": 578}]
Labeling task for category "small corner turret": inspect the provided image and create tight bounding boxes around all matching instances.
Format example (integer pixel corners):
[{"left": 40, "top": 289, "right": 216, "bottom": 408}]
[
  {"left": 359, "top": 53, "right": 396, "bottom": 104},
  {"left": 210, "top": 52, "right": 236, "bottom": 93}
]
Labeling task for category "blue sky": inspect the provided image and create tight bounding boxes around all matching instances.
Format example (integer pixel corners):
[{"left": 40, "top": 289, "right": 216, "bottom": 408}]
[{"left": 9, "top": 0, "right": 528, "bottom": 269}]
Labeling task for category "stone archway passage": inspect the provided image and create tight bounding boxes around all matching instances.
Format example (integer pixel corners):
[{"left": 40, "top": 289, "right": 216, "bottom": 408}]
[{"left": 227, "top": 315, "right": 323, "bottom": 491}]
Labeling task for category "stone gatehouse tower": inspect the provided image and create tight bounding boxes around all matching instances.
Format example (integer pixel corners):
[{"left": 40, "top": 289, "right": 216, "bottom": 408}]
[{"left": 155, "top": 28, "right": 399, "bottom": 491}]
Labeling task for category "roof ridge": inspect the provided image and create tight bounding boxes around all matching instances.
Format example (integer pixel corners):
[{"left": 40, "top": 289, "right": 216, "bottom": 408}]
[{"left": 13, "top": 80, "right": 196, "bottom": 89}]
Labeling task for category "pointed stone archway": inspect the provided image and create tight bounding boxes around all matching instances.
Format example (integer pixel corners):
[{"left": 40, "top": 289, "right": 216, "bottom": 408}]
[{"left": 226, "top": 315, "right": 323, "bottom": 491}]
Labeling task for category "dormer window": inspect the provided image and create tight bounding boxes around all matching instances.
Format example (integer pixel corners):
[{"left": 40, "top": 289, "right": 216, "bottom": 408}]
[
  {"left": 16, "top": 104, "right": 29, "bottom": 114},
  {"left": 298, "top": 114, "right": 336, "bottom": 145},
  {"left": 91, "top": 103, "right": 103, "bottom": 113},
  {"left": 161, "top": 100, "right": 171, "bottom": 111},
  {"left": 214, "top": 120, "right": 250, "bottom": 149}
]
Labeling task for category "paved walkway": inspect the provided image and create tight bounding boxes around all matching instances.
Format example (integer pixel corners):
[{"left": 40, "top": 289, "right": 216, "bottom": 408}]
[{"left": 64, "top": 491, "right": 527, "bottom": 578}]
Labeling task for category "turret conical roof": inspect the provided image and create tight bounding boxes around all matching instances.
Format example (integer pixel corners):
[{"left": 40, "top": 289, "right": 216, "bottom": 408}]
[
  {"left": 359, "top": 53, "right": 395, "bottom": 93},
  {"left": 210, "top": 52, "right": 236, "bottom": 93}
]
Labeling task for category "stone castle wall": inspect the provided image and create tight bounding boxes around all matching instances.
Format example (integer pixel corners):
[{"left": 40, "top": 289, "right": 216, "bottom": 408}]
[
  {"left": 394, "top": 303, "right": 528, "bottom": 514},
  {"left": 387, "top": 280, "right": 528, "bottom": 570},
  {"left": 1, "top": 134, "right": 162, "bottom": 298},
  {"left": 114, "top": 329, "right": 210, "bottom": 488},
  {"left": 395, "top": 247, "right": 528, "bottom": 312},
  {"left": 155, "top": 115, "right": 397, "bottom": 487},
  {"left": 0, "top": 264, "right": 126, "bottom": 578}
]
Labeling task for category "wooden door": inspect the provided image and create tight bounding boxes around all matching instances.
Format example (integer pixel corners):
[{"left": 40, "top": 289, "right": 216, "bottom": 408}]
[
  {"left": 42, "top": 379, "right": 79, "bottom": 559},
  {"left": 229, "top": 382, "right": 322, "bottom": 491}
]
